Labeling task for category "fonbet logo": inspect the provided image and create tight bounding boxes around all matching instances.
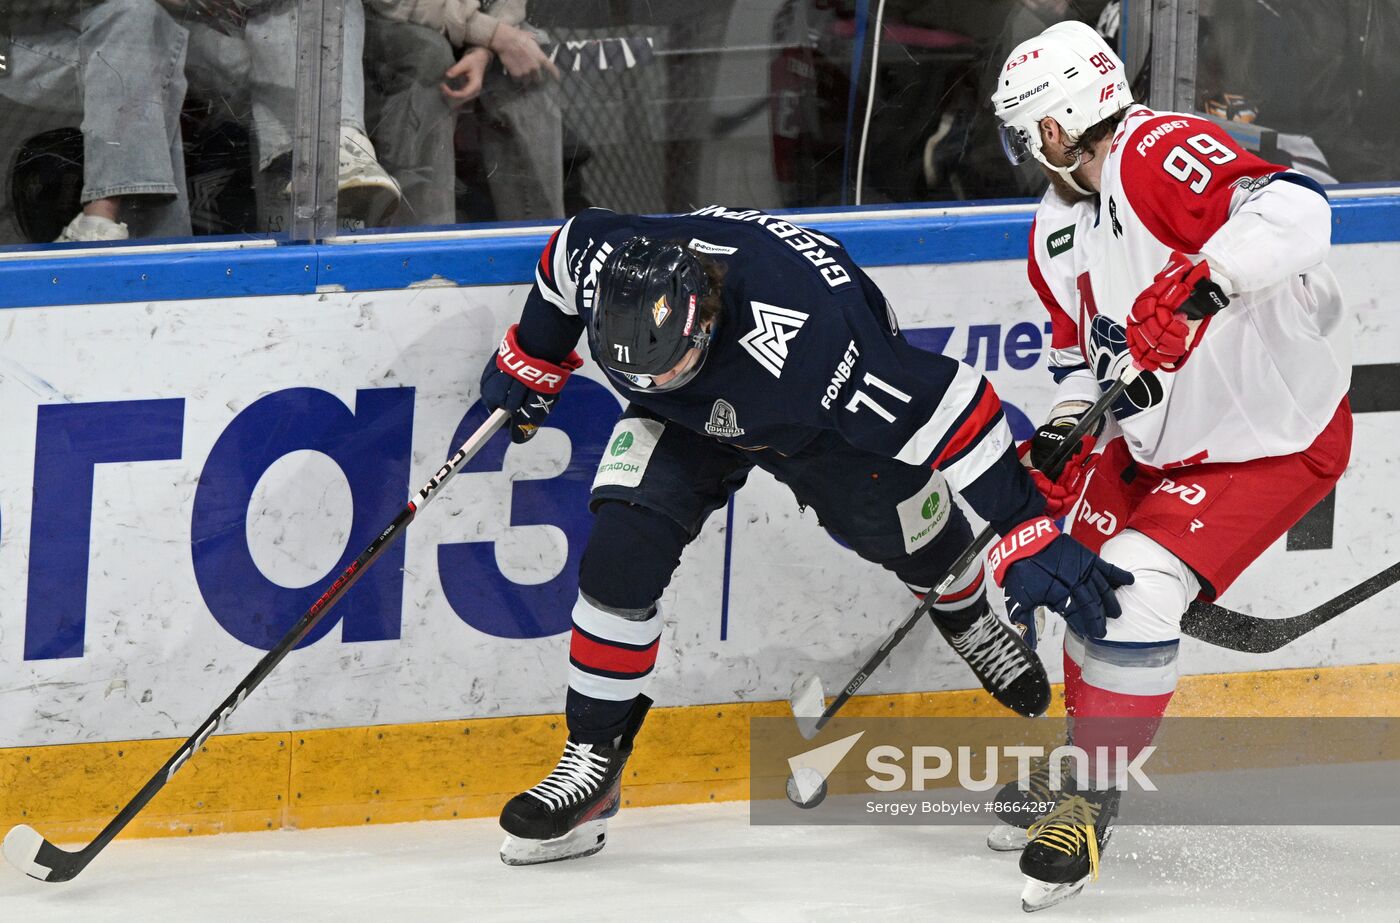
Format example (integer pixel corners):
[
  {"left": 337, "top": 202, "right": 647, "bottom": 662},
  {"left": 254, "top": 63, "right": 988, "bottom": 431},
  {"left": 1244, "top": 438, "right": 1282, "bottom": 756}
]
[
  {"left": 785, "top": 736, "right": 1156, "bottom": 811},
  {"left": 819, "top": 340, "right": 861, "bottom": 409}
]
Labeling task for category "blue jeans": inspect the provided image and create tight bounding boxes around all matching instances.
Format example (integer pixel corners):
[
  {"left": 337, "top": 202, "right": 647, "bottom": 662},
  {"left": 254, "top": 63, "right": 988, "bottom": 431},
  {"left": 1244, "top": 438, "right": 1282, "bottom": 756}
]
[
  {"left": 1, "top": 0, "right": 191, "bottom": 237},
  {"left": 244, "top": 0, "right": 368, "bottom": 170}
]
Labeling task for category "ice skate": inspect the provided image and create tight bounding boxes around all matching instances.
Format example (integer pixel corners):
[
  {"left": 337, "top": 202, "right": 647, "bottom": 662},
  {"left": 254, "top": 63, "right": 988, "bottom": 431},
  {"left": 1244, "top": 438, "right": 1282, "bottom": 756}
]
[
  {"left": 986, "top": 753, "right": 1075, "bottom": 851},
  {"left": 935, "top": 603, "right": 1051, "bottom": 717},
  {"left": 499, "top": 698, "right": 649, "bottom": 866},
  {"left": 1018, "top": 788, "right": 1119, "bottom": 912}
]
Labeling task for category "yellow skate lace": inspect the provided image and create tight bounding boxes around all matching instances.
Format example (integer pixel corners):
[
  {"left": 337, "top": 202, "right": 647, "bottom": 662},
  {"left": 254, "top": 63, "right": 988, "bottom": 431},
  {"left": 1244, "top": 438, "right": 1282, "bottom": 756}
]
[
  {"left": 1025, "top": 795, "right": 1101, "bottom": 882},
  {"left": 1023, "top": 756, "right": 1061, "bottom": 802}
]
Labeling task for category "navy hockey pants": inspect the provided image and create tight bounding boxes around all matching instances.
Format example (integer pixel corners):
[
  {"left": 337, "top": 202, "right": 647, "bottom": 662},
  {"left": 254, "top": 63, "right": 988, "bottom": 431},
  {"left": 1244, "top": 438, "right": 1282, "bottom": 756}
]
[{"left": 567, "top": 404, "right": 986, "bottom": 743}]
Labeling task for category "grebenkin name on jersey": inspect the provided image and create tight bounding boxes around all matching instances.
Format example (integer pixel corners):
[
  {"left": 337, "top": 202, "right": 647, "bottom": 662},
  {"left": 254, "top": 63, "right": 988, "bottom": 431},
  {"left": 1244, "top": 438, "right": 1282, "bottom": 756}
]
[{"left": 689, "top": 205, "right": 852, "bottom": 289}]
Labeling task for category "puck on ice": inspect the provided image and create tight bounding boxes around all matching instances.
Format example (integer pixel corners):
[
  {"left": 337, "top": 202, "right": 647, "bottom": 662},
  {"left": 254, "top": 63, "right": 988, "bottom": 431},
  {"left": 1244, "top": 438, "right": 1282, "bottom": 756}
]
[{"left": 786, "top": 768, "right": 828, "bottom": 808}]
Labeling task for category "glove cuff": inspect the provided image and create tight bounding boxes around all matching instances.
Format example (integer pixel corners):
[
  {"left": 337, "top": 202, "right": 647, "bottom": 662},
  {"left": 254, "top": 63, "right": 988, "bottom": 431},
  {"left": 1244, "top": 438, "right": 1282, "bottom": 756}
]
[
  {"left": 988, "top": 516, "right": 1060, "bottom": 586},
  {"left": 1170, "top": 252, "right": 1231, "bottom": 320},
  {"left": 496, "top": 324, "right": 584, "bottom": 394}
]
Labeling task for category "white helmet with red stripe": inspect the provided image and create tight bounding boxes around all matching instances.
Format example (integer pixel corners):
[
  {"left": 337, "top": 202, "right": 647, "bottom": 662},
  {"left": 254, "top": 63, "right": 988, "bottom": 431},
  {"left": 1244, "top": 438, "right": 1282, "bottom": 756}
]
[{"left": 991, "top": 20, "right": 1131, "bottom": 193}]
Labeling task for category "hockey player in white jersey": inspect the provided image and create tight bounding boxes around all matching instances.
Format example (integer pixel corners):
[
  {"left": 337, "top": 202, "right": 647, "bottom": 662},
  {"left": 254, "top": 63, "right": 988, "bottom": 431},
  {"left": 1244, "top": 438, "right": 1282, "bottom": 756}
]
[{"left": 990, "top": 20, "right": 1352, "bottom": 912}]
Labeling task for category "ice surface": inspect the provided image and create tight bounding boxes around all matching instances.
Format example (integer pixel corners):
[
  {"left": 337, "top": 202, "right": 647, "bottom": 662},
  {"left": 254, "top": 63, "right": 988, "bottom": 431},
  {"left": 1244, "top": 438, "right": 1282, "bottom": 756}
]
[{"left": 1, "top": 803, "right": 1396, "bottom": 922}]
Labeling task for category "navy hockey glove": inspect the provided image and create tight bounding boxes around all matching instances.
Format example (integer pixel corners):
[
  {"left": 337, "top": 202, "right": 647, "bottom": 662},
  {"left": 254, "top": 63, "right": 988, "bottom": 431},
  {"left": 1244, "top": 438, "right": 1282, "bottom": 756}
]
[
  {"left": 989, "top": 517, "right": 1134, "bottom": 641},
  {"left": 479, "top": 324, "right": 584, "bottom": 443}
]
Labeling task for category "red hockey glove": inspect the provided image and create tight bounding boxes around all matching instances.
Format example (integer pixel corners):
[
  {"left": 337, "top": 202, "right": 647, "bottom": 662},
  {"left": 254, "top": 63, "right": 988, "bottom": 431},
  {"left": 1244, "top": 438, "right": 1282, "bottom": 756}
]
[
  {"left": 1126, "top": 252, "right": 1230, "bottom": 372},
  {"left": 480, "top": 325, "right": 584, "bottom": 443},
  {"left": 1017, "top": 420, "right": 1097, "bottom": 518}
]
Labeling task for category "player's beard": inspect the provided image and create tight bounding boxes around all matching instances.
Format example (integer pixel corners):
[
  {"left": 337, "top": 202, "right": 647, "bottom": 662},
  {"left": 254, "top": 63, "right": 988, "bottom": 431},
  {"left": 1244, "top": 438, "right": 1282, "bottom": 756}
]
[{"left": 1043, "top": 164, "right": 1094, "bottom": 204}]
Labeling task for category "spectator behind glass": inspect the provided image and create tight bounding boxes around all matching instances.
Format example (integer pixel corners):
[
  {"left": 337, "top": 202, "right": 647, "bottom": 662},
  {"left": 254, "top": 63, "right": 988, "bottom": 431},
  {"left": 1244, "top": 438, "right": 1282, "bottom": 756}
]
[
  {"left": 179, "top": 0, "right": 405, "bottom": 233},
  {"left": 1197, "top": 0, "right": 1400, "bottom": 184},
  {"left": 362, "top": 0, "right": 564, "bottom": 224},
  {"left": 1, "top": 0, "right": 192, "bottom": 242}
]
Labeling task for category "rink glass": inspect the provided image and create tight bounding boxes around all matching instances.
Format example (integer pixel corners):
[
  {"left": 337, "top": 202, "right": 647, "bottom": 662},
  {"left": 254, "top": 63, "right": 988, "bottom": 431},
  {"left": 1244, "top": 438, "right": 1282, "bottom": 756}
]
[{"left": 4, "top": 0, "right": 1397, "bottom": 252}]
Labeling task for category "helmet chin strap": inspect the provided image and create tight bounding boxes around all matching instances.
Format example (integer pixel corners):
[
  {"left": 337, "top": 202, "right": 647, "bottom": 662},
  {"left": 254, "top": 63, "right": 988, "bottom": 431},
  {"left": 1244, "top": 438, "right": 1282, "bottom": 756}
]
[{"left": 1033, "top": 145, "right": 1095, "bottom": 196}]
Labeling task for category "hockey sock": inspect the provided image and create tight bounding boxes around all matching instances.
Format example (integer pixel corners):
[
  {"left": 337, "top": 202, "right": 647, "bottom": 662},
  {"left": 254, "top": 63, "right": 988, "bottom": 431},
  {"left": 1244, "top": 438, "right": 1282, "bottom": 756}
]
[
  {"left": 567, "top": 502, "right": 689, "bottom": 745},
  {"left": 914, "top": 565, "right": 987, "bottom": 634},
  {"left": 566, "top": 593, "right": 662, "bottom": 744},
  {"left": 1063, "top": 630, "right": 1178, "bottom": 788}
]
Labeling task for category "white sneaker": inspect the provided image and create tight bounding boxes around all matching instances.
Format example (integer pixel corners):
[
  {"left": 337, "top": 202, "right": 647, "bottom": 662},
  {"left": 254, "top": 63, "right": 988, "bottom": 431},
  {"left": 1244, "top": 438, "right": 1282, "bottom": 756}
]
[
  {"left": 337, "top": 125, "right": 401, "bottom": 227},
  {"left": 54, "top": 214, "right": 130, "bottom": 243}
]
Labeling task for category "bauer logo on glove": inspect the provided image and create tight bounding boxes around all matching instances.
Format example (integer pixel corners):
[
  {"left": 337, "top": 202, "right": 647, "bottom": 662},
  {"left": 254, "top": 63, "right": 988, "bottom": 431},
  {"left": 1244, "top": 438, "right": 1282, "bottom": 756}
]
[{"left": 480, "top": 324, "right": 584, "bottom": 443}]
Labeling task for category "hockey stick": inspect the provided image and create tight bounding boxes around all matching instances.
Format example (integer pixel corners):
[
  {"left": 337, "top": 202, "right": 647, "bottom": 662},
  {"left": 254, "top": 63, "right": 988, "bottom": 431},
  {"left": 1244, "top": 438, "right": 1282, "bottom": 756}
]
[
  {"left": 2, "top": 408, "right": 509, "bottom": 883},
  {"left": 789, "top": 368, "right": 1141, "bottom": 739},
  {"left": 1181, "top": 560, "right": 1400, "bottom": 653}
]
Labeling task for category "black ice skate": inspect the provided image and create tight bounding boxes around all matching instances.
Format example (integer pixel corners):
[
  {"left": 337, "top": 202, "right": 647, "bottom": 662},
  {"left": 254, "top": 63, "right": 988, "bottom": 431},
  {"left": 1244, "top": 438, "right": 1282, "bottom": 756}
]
[
  {"left": 1018, "top": 787, "right": 1120, "bottom": 912},
  {"left": 499, "top": 697, "right": 650, "bottom": 866},
  {"left": 985, "top": 754, "right": 1075, "bottom": 852},
  {"left": 934, "top": 604, "right": 1050, "bottom": 717}
]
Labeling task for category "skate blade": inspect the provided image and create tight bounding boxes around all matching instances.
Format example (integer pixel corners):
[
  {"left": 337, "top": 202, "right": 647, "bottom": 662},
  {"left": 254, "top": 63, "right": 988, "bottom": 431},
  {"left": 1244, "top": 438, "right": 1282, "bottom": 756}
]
[
  {"left": 499, "top": 819, "right": 609, "bottom": 867},
  {"left": 986, "top": 824, "right": 1029, "bottom": 852},
  {"left": 1019, "top": 874, "right": 1089, "bottom": 913}
]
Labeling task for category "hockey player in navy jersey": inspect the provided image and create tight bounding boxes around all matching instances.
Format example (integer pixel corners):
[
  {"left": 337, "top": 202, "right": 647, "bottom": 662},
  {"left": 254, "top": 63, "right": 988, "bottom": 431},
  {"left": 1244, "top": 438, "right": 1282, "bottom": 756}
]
[{"left": 479, "top": 204, "right": 1134, "bottom": 866}]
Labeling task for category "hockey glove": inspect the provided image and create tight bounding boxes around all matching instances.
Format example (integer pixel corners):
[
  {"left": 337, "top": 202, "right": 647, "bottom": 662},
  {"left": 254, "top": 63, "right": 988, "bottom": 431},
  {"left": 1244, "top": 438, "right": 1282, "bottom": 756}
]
[
  {"left": 1017, "top": 416, "right": 1098, "bottom": 519},
  {"left": 1126, "top": 251, "right": 1230, "bottom": 372},
  {"left": 479, "top": 324, "right": 584, "bottom": 443},
  {"left": 989, "top": 517, "right": 1133, "bottom": 641}
]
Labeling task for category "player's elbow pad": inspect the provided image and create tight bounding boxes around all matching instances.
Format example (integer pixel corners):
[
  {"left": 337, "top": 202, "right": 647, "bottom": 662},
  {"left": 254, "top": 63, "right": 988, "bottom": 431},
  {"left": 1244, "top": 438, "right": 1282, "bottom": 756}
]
[{"left": 1201, "top": 176, "right": 1331, "bottom": 295}]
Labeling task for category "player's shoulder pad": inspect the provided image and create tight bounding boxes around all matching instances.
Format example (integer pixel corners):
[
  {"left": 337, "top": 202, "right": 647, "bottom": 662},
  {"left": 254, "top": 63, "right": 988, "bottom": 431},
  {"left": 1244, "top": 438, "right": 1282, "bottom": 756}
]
[
  {"left": 536, "top": 208, "right": 628, "bottom": 315},
  {"left": 1114, "top": 109, "right": 1279, "bottom": 253}
]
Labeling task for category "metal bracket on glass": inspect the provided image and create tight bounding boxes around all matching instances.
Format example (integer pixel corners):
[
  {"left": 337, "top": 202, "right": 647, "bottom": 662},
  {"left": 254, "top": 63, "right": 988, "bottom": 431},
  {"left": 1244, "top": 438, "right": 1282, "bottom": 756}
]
[
  {"left": 290, "top": 0, "right": 345, "bottom": 242},
  {"left": 1148, "top": 0, "right": 1199, "bottom": 114}
]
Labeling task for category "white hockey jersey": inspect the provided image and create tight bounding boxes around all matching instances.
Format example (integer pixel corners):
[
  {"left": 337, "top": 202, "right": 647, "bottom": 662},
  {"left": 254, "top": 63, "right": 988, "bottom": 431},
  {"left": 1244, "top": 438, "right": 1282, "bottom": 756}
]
[{"left": 1029, "top": 104, "right": 1350, "bottom": 469}]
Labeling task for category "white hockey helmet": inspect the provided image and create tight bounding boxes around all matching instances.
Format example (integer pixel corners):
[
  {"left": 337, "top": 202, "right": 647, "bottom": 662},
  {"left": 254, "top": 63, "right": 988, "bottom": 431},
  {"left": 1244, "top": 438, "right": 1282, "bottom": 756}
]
[{"left": 991, "top": 20, "right": 1131, "bottom": 191}]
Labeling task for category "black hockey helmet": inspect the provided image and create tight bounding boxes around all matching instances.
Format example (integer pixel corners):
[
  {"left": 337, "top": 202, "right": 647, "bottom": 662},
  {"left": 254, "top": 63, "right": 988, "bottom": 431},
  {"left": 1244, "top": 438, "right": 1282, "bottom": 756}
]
[{"left": 589, "top": 236, "right": 715, "bottom": 392}]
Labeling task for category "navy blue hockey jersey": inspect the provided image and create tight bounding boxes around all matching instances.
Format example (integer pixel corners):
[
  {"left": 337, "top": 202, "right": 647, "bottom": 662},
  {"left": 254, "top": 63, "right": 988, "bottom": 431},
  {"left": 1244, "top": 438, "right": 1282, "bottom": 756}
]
[{"left": 514, "top": 206, "right": 1014, "bottom": 500}]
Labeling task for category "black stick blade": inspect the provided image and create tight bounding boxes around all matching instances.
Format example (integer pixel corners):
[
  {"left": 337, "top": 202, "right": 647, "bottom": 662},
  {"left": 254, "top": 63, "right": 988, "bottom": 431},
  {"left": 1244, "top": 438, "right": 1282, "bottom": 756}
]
[
  {"left": 1181, "top": 601, "right": 1286, "bottom": 653},
  {"left": 1182, "top": 560, "right": 1400, "bottom": 654}
]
